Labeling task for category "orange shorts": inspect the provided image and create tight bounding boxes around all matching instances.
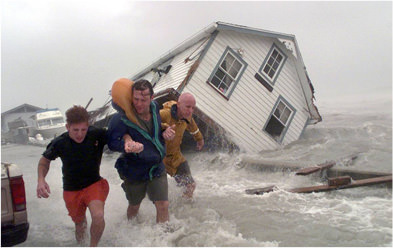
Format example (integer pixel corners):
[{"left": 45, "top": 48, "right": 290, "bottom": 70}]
[{"left": 63, "top": 178, "right": 109, "bottom": 223}]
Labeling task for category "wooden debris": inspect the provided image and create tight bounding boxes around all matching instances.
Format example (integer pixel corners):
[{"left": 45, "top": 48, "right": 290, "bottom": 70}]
[
  {"left": 328, "top": 176, "right": 351, "bottom": 186},
  {"left": 295, "top": 161, "right": 335, "bottom": 175},
  {"left": 327, "top": 168, "right": 391, "bottom": 180},
  {"left": 85, "top": 97, "right": 93, "bottom": 110},
  {"left": 245, "top": 185, "right": 275, "bottom": 195},
  {"left": 288, "top": 175, "right": 392, "bottom": 194},
  {"left": 245, "top": 175, "right": 392, "bottom": 195}
]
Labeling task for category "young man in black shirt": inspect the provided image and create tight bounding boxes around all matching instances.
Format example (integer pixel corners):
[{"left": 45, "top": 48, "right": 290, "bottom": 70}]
[{"left": 36, "top": 105, "right": 108, "bottom": 247}]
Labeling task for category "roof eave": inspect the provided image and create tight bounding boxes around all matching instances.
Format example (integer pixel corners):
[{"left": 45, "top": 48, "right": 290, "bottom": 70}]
[
  {"left": 216, "top": 21, "right": 296, "bottom": 40},
  {"left": 131, "top": 22, "right": 218, "bottom": 80},
  {"left": 130, "top": 22, "right": 298, "bottom": 81}
]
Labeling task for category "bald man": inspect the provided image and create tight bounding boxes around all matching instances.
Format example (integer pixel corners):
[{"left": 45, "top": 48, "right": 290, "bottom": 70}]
[{"left": 159, "top": 93, "right": 204, "bottom": 198}]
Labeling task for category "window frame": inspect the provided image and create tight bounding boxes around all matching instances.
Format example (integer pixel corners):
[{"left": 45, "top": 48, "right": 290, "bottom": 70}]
[
  {"left": 207, "top": 46, "right": 247, "bottom": 100},
  {"left": 258, "top": 44, "right": 287, "bottom": 87},
  {"left": 263, "top": 96, "right": 296, "bottom": 143}
]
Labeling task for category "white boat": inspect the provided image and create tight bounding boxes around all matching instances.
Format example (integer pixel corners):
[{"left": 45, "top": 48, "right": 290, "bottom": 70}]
[{"left": 29, "top": 108, "right": 66, "bottom": 140}]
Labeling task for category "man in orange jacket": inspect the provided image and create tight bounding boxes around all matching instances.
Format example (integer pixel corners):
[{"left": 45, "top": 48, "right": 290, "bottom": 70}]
[{"left": 160, "top": 93, "right": 204, "bottom": 198}]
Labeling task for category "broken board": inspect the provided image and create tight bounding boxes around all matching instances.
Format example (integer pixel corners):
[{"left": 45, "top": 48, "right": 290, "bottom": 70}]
[
  {"left": 289, "top": 175, "right": 392, "bottom": 193},
  {"left": 245, "top": 175, "right": 392, "bottom": 195},
  {"left": 245, "top": 185, "right": 275, "bottom": 195},
  {"left": 295, "top": 161, "right": 336, "bottom": 175},
  {"left": 328, "top": 176, "right": 352, "bottom": 186}
]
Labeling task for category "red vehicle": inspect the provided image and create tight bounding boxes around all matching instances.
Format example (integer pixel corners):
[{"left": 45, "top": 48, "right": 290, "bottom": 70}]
[{"left": 1, "top": 162, "right": 29, "bottom": 246}]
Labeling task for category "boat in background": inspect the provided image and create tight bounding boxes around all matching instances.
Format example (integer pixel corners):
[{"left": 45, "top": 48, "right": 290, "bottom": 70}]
[{"left": 28, "top": 108, "right": 66, "bottom": 140}]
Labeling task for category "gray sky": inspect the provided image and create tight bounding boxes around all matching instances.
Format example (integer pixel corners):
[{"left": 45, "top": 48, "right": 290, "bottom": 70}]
[{"left": 1, "top": 0, "right": 392, "bottom": 114}]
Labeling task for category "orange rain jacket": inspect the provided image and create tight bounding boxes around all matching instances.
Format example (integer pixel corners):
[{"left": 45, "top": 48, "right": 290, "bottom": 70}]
[{"left": 160, "top": 100, "right": 203, "bottom": 176}]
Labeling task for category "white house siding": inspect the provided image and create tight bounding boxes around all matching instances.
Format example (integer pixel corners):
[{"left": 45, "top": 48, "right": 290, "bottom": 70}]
[
  {"left": 153, "top": 38, "right": 210, "bottom": 94},
  {"left": 272, "top": 42, "right": 311, "bottom": 144},
  {"left": 183, "top": 30, "right": 311, "bottom": 153}
]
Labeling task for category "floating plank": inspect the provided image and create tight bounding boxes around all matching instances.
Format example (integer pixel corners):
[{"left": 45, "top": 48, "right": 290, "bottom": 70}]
[
  {"left": 245, "top": 185, "right": 275, "bottom": 195},
  {"left": 295, "top": 161, "right": 335, "bottom": 175},
  {"left": 328, "top": 176, "right": 351, "bottom": 186},
  {"left": 288, "top": 175, "right": 392, "bottom": 194},
  {"left": 327, "top": 168, "right": 391, "bottom": 180},
  {"left": 245, "top": 175, "right": 392, "bottom": 195}
]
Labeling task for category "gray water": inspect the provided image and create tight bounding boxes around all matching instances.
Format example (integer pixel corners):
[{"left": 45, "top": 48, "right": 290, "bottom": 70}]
[{"left": 2, "top": 95, "right": 392, "bottom": 246}]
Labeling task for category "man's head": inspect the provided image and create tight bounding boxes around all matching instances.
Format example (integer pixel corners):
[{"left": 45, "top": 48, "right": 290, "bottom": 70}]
[
  {"left": 65, "top": 105, "right": 89, "bottom": 143},
  {"left": 132, "top": 79, "right": 154, "bottom": 116},
  {"left": 177, "top": 93, "right": 196, "bottom": 119}
]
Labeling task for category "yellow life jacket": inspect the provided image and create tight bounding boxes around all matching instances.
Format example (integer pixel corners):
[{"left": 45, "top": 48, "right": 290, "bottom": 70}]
[{"left": 111, "top": 78, "right": 141, "bottom": 128}]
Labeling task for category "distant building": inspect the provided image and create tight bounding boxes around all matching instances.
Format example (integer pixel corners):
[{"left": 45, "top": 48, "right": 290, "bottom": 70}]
[
  {"left": 1, "top": 104, "right": 43, "bottom": 144},
  {"left": 1, "top": 104, "right": 43, "bottom": 133}
]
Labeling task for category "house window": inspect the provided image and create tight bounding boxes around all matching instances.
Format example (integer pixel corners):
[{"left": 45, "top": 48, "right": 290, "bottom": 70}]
[
  {"left": 207, "top": 47, "right": 247, "bottom": 99},
  {"left": 258, "top": 44, "right": 287, "bottom": 88},
  {"left": 264, "top": 97, "right": 295, "bottom": 143}
]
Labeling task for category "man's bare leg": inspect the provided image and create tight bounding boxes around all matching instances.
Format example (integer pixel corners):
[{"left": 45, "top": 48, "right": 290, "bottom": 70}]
[
  {"left": 75, "top": 217, "right": 87, "bottom": 244},
  {"left": 127, "top": 204, "right": 140, "bottom": 220},
  {"left": 154, "top": 200, "right": 169, "bottom": 223},
  {"left": 88, "top": 200, "right": 105, "bottom": 247}
]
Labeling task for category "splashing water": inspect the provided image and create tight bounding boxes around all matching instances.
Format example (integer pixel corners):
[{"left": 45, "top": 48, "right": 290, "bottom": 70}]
[{"left": 2, "top": 96, "right": 391, "bottom": 246}]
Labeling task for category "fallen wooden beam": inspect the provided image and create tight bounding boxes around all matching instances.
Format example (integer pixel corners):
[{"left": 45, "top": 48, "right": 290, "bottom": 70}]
[
  {"left": 327, "top": 168, "right": 391, "bottom": 180},
  {"left": 328, "top": 176, "right": 351, "bottom": 186},
  {"left": 295, "top": 161, "right": 335, "bottom": 175},
  {"left": 245, "top": 175, "right": 392, "bottom": 195},
  {"left": 241, "top": 153, "right": 362, "bottom": 173},
  {"left": 245, "top": 185, "right": 275, "bottom": 195},
  {"left": 289, "top": 175, "right": 392, "bottom": 193}
]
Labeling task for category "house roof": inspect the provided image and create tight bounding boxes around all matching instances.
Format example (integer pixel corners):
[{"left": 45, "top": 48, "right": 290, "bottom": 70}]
[
  {"left": 1, "top": 104, "right": 43, "bottom": 116},
  {"left": 131, "top": 21, "right": 299, "bottom": 81}
]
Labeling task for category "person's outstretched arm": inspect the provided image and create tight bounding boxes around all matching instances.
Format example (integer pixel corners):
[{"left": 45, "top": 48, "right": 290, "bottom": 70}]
[{"left": 37, "top": 156, "right": 51, "bottom": 198}]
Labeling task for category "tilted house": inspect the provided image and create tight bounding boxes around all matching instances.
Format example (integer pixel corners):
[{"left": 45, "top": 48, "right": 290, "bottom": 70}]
[{"left": 92, "top": 22, "right": 322, "bottom": 153}]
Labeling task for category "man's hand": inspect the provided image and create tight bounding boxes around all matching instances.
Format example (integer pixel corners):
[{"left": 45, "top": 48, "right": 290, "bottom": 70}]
[
  {"left": 196, "top": 139, "right": 204, "bottom": 151},
  {"left": 37, "top": 180, "right": 51, "bottom": 198},
  {"left": 124, "top": 140, "right": 144, "bottom": 153},
  {"left": 163, "top": 124, "right": 176, "bottom": 141},
  {"left": 123, "top": 134, "right": 144, "bottom": 153}
]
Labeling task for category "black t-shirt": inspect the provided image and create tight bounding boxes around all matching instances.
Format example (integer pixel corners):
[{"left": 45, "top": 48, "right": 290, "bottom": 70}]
[{"left": 43, "top": 126, "right": 107, "bottom": 191}]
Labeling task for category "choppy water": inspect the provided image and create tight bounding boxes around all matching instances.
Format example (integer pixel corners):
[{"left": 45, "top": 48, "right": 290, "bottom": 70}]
[{"left": 2, "top": 96, "right": 392, "bottom": 247}]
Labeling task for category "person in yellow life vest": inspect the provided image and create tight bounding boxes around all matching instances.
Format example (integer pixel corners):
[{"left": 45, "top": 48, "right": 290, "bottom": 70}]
[{"left": 160, "top": 93, "right": 204, "bottom": 198}]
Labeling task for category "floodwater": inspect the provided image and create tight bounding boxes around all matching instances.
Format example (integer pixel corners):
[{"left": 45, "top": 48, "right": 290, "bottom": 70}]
[{"left": 2, "top": 95, "right": 392, "bottom": 247}]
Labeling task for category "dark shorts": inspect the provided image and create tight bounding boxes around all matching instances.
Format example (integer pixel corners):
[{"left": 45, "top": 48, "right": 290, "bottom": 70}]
[
  {"left": 174, "top": 161, "right": 195, "bottom": 187},
  {"left": 121, "top": 171, "right": 168, "bottom": 205}
]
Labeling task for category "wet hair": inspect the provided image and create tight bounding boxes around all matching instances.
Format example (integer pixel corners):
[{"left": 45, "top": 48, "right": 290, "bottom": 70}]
[
  {"left": 65, "top": 105, "right": 89, "bottom": 125},
  {"left": 132, "top": 79, "right": 154, "bottom": 97}
]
